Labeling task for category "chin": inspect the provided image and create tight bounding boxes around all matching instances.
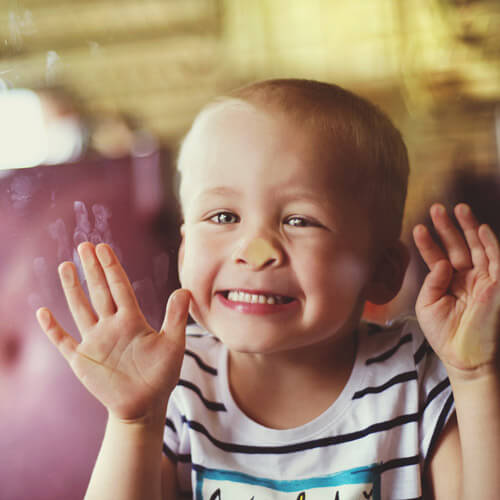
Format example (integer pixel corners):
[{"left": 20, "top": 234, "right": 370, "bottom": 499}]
[{"left": 221, "top": 330, "right": 301, "bottom": 356}]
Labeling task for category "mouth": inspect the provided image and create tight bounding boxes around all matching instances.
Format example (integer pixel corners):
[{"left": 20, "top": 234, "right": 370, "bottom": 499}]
[{"left": 218, "top": 289, "right": 295, "bottom": 305}]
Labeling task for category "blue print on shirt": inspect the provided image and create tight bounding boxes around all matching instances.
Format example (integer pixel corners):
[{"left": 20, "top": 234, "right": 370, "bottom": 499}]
[{"left": 195, "top": 464, "right": 381, "bottom": 500}]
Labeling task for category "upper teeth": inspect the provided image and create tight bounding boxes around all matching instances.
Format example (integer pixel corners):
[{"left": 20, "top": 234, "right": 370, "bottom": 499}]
[{"left": 226, "top": 290, "right": 285, "bottom": 305}]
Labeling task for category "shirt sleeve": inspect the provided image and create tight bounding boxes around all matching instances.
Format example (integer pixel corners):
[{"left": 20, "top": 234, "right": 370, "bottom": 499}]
[
  {"left": 163, "top": 324, "right": 206, "bottom": 463},
  {"left": 163, "top": 391, "right": 182, "bottom": 464},
  {"left": 411, "top": 319, "right": 455, "bottom": 462}
]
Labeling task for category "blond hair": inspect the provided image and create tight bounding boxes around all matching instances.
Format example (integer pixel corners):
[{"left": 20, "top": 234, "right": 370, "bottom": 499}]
[{"left": 177, "top": 79, "right": 409, "bottom": 242}]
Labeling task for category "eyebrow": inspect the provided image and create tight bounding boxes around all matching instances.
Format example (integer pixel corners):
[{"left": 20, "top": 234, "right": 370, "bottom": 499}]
[
  {"left": 281, "top": 190, "right": 329, "bottom": 204},
  {"left": 194, "top": 186, "right": 334, "bottom": 207},
  {"left": 194, "top": 186, "right": 241, "bottom": 199},
  {"left": 202, "top": 186, "right": 240, "bottom": 196}
]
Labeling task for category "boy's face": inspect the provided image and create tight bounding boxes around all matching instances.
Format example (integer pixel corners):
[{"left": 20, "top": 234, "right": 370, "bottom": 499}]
[{"left": 178, "top": 103, "right": 381, "bottom": 355}]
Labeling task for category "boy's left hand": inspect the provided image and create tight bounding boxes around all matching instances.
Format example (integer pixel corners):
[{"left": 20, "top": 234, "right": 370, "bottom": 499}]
[{"left": 414, "top": 203, "right": 500, "bottom": 376}]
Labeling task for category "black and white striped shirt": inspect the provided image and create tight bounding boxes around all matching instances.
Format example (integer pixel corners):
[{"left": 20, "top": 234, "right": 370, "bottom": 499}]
[{"left": 164, "top": 318, "right": 454, "bottom": 500}]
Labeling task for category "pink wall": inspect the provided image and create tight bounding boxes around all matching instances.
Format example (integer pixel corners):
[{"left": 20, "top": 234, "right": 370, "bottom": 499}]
[{"left": 0, "top": 157, "right": 180, "bottom": 500}]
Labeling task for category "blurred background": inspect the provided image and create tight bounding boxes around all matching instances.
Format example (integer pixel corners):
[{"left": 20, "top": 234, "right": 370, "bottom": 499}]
[{"left": 1, "top": 1, "right": 500, "bottom": 499}]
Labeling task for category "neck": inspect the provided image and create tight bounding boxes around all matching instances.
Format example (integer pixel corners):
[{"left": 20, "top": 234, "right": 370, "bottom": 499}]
[{"left": 227, "top": 331, "right": 357, "bottom": 429}]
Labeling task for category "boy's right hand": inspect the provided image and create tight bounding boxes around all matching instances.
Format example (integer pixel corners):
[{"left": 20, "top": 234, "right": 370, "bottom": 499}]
[{"left": 36, "top": 242, "right": 190, "bottom": 422}]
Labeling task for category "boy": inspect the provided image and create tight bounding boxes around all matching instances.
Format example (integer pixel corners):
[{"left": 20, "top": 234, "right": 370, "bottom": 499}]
[{"left": 36, "top": 79, "right": 500, "bottom": 499}]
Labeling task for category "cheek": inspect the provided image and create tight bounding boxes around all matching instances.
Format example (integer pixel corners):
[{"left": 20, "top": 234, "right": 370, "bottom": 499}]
[
  {"left": 301, "top": 250, "right": 371, "bottom": 301},
  {"left": 179, "top": 232, "right": 220, "bottom": 294},
  {"left": 333, "top": 256, "right": 370, "bottom": 289},
  {"left": 178, "top": 235, "right": 218, "bottom": 326}
]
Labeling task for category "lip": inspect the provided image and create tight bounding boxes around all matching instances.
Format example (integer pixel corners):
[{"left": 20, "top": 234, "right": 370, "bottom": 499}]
[{"left": 216, "top": 289, "right": 299, "bottom": 315}]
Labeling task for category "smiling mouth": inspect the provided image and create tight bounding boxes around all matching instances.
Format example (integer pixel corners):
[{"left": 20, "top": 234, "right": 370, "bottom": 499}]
[{"left": 220, "top": 290, "right": 294, "bottom": 305}]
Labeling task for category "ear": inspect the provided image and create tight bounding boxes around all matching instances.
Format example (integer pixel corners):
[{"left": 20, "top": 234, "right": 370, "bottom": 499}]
[
  {"left": 364, "top": 240, "right": 409, "bottom": 305},
  {"left": 177, "top": 224, "right": 186, "bottom": 279}
]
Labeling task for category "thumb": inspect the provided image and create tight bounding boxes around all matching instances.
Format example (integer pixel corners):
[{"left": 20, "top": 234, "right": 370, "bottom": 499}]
[
  {"left": 36, "top": 307, "right": 78, "bottom": 363},
  {"left": 161, "top": 288, "right": 191, "bottom": 346},
  {"left": 417, "top": 260, "right": 453, "bottom": 309}
]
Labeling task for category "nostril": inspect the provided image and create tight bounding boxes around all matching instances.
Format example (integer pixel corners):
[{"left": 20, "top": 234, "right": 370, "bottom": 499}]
[{"left": 0, "top": 334, "right": 22, "bottom": 368}]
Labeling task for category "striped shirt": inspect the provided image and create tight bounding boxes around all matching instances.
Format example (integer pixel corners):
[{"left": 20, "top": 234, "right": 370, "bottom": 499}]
[{"left": 163, "top": 317, "right": 454, "bottom": 500}]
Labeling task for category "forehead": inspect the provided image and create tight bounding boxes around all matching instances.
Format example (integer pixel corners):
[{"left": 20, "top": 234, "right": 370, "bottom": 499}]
[
  {"left": 180, "top": 100, "right": 279, "bottom": 169},
  {"left": 178, "top": 100, "right": 353, "bottom": 201}
]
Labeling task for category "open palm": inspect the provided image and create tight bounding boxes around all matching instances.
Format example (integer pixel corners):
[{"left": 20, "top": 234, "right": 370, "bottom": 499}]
[
  {"left": 414, "top": 203, "right": 500, "bottom": 372},
  {"left": 36, "top": 242, "right": 190, "bottom": 421}
]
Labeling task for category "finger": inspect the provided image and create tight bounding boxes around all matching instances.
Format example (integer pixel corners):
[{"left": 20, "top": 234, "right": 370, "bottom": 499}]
[
  {"left": 416, "top": 260, "right": 453, "bottom": 310},
  {"left": 95, "top": 243, "right": 140, "bottom": 311},
  {"left": 78, "top": 242, "right": 116, "bottom": 317},
  {"left": 59, "top": 261, "right": 97, "bottom": 331},
  {"left": 430, "top": 204, "right": 472, "bottom": 271},
  {"left": 453, "top": 204, "right": 488, "bottom": 270},
  {"left": 478, "top": 224, "right": 500, "bottom": 280},
  {"left": 413, "top": 224, "right": 447, "bottom": 271},
  {"left": 36, "top": 307, "right": 78, "bottom": 362},
  {"left": 160, "top": 289, "right": 191, "bottom": 347}
]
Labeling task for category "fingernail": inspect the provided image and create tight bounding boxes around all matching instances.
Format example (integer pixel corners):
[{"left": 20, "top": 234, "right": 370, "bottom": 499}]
[
  {"left": 481, "top": 224, "right": 495, "bottom": 243},
  {"left": 414, "top": 224, "right": 425, "bottom": 234},
  {"left": 96, "top": 244, "right": 113, "bottom": 266},
  {"left": 58, "top": 263, "right": 75, "bottom": 286},
  {"left": 433, "top": 204, "right": 445, "bottom": 215},
  {"left": 168, "top": 290, "right": 190, "bottom": 324},
  {"left": 37, "top": 308, "right": 51, "bottom": 329},
  {"left": 77, "top": 242, "right": 91, "bottom": 257}
]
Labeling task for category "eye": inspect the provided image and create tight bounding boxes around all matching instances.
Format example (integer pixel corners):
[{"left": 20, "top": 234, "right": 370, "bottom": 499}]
[
  {"left": 285, "top": 215, "right": 316, "bottom": 227},
  {"left": 210, "top": 211, "right": 239, "bottom": 224}
]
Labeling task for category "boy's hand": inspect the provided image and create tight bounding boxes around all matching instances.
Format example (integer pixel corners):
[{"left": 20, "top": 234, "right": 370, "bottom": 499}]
[
  {"left": 36, "top": 242, "right": 190, "bottom": 422},
  {"left": 413, "top": 203, "right": 500, "bottom": 376}
]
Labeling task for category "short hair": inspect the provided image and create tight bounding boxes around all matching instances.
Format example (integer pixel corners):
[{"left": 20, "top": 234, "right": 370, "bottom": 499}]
[{"left": 177, "top": 78, "right": 409, "bottom": 242}]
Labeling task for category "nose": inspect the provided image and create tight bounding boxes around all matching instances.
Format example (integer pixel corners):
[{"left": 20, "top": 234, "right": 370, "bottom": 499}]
[{"left": 233, "top": 236, "right": 284, "bottom": 269}]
